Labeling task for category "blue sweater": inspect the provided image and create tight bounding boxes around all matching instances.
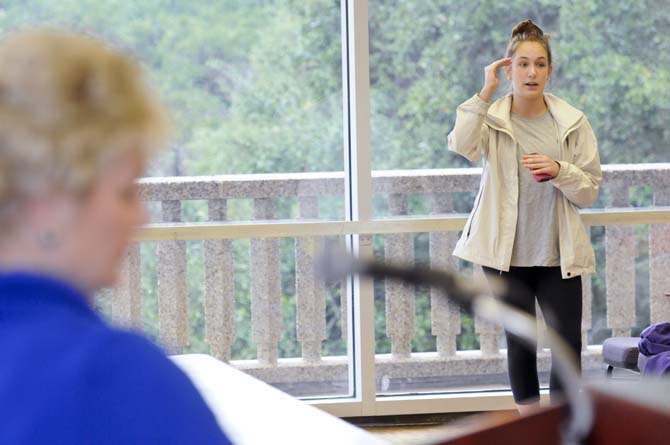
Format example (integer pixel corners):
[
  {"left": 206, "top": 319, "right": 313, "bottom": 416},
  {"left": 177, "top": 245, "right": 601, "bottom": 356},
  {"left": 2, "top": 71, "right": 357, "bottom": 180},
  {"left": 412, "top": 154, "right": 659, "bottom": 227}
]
[{"left": 0, "top": 273, "right": 232, "bottom": 444}]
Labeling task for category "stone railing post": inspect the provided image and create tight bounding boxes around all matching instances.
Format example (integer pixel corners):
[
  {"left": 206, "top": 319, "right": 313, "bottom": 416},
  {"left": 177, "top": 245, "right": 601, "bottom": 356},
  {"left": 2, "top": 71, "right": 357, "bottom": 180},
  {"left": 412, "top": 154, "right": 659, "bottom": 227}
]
[
  {"left": 296, "top": 196, "right": 326, "bottom": 362},
  {"left": 204, "top": 199, "right": 235, "bottom": 362},
  {"left": 251, "top": 198, "right": 282, "bottom": 365},
  {"left": 336, "top": 237, "right": 350, "bottom": 343},
  {"left": 605, "top": 182, "right": 636, "bottom": 337},
  {"left": 112, "top": 243, "right": 142, "bottom": 330},
  {"left": 429, "top": 193, "right": 461, "bottom": 357},
  {"left": 340, "top": 271, "right": 349, "bottom": 342},
  {"left": 472, "top": 265, "right": 500, "bottom": 355},
  {"left": 650, "top": 184, "right": 670, "bottom": 323},
  {"left": 385, "top": 193, "right": 415, "bottom": 359},
  {"left": 158, "top": 200, "right": 189, "bottom": 353}
]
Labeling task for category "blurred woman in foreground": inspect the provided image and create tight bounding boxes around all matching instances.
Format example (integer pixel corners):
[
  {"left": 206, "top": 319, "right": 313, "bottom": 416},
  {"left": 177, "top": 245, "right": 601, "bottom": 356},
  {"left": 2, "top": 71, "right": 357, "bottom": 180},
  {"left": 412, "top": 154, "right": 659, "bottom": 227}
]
[{"left": 0, "top": 29, "right": 231, "bottom": 444}]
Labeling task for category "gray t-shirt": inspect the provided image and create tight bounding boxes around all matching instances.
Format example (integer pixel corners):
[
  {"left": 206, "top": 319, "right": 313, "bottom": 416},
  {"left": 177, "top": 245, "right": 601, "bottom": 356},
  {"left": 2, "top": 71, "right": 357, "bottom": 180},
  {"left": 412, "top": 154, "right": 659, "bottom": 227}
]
[{"left": 510, "top": 110, "right": 561, "bottom": 267}]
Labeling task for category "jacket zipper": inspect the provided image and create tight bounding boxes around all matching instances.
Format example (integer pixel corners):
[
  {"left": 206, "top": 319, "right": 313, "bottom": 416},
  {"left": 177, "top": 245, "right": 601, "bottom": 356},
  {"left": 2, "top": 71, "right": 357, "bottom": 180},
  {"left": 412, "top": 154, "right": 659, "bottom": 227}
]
[
  {"left": 559, "top": 116, "right": 583, "bottom": 149},
  {"left": 465, "top": 127, "right": 511, "bottom": 241},
  {"left": 466, "top": 191, "right": 482, "bottom": 239},
  {"left": 466, "top": 173, "right": 486, "bottom": 239}
]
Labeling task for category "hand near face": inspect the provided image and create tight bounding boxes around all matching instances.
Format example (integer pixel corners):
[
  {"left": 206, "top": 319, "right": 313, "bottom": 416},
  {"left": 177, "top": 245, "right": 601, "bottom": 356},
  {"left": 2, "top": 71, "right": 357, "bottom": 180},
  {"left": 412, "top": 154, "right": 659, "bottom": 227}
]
[
  {"left": 521, "top": 153, "right": 560, "bottom": 179},
  {"left": 479, "top": 57, "right": 512, "bottom": 102}
]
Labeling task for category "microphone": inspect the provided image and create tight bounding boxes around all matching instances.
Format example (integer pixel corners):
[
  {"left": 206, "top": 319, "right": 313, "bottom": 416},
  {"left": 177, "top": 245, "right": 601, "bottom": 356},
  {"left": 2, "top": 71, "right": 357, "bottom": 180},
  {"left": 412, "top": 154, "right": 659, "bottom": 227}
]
[
  {"left": 316, "top": 250, "right": 593, "bottom": 445},
  {"left": 318, "top": 246, "right": 492, "bottom": 312}
]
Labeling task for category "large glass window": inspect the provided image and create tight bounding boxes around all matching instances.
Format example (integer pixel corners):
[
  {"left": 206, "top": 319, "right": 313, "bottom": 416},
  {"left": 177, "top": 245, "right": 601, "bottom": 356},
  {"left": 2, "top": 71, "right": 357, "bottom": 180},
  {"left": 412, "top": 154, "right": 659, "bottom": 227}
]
[
  {"left": 368, "top": 0, "right": 670, "bottom": 396},
  {"left": 1, "top": 0, "right": 351, "bottom": 399}
]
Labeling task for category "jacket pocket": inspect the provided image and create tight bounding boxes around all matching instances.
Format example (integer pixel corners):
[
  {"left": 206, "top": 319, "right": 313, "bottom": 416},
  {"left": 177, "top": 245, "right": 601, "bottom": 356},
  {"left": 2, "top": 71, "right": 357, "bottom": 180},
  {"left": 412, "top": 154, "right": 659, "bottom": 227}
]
[
  {"left": 566, "top": 211, "right": 591, "bottom": 268},
  {"left": 465, "top": 187, "right": 484, "bottom": 240}
]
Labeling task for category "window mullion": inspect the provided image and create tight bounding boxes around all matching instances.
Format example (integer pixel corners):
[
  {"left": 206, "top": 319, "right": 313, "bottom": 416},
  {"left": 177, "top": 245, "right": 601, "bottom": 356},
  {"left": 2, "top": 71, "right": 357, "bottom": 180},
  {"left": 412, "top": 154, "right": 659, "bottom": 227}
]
[{"left": 342, "top": 0, "right": 376, "bottom": 416}]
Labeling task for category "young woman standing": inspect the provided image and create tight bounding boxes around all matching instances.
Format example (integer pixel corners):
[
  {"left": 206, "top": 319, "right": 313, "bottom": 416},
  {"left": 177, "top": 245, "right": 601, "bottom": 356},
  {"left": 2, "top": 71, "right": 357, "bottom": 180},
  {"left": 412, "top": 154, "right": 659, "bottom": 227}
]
[{"left": 447, "top": 20, "right": 602, "bottom": 413}]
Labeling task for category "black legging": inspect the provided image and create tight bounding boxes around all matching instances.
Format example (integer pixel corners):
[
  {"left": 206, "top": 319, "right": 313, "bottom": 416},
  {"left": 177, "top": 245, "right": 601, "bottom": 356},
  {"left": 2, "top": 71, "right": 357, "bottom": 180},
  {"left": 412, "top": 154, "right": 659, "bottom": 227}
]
[{"left": 482, "top": 266, "right": 582, "bottom": 404}]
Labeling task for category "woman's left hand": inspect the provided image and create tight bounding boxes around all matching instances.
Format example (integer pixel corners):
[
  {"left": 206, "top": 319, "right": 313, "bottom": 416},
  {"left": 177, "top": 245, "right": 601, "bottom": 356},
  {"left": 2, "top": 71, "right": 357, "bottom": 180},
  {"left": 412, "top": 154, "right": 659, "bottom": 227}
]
[{"left": 521, "top": 153, "right": 560, "bottom": 178}]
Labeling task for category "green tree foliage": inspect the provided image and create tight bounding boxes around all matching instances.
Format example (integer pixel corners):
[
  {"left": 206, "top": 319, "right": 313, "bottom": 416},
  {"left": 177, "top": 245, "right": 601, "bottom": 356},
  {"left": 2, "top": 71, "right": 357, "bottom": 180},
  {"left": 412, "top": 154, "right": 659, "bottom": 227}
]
[
  {"left": 3, "top": 0, "right": 666, "bottom": 176},
  {"left": 369, "top": 0, "right": 669, "bottom": 168},
  {"left": 555, "top": 1, "right": 670, "bottom": 163}
]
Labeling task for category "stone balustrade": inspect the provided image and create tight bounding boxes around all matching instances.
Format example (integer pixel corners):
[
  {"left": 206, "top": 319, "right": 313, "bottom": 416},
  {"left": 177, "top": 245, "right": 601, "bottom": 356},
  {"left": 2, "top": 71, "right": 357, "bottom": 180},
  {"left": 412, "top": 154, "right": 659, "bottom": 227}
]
[{"left": 106, "top": 164, "right": 670, "bottom": 396}]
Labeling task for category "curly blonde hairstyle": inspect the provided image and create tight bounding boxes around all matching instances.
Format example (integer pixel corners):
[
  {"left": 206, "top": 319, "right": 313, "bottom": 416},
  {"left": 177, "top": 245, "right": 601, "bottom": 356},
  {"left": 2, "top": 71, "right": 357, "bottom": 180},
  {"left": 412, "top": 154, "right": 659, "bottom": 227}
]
[{"left": 0, "top": 29, "right": 169, "bottom": 224}]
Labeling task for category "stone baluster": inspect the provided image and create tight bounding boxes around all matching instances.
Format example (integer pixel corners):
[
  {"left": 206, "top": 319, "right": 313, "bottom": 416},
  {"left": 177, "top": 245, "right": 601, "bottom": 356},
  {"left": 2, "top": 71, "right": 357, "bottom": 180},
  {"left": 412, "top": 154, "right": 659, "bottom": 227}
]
[
  {"left": 385, "top": 193, "right": 415, "bottom": 359},
  {"left": 340, "top": 270, "right": 349, "bottom": 342},
  {"left": 157, "top": 200, "right": 189, "bottom": 353},
  {"left": 250, "top": 198, "right": 281, "bottom": 365},
  {"left": 204, "top": 199, "right": 235, "bottom": 362},
  {"left": 295, "top": 196, "right": 326, "bottom": 362},
  {"left": 650, "top": 185, "right": 670, "bottom": 323},
  {"left": 472, "top": 265, "right": 500, "bottom": 355},
  {"left": 112, "top": 243, "right": 142, "bottom": 330},
  {"left": 605, "top": 182, "right": 636, "bottom": 337},
  {"left": 429, "top": 193, "right": 461, "bottom": 357},
  {"left": 337, "top": 237, "right": 349, "bottom": 343}
]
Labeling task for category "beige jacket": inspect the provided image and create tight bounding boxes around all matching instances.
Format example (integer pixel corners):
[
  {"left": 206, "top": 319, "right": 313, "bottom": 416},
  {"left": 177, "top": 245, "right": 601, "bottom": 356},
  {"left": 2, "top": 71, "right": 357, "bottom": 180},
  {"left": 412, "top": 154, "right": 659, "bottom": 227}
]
[{"left": 447, "top": 93, "right": 602, "bottom": 278}]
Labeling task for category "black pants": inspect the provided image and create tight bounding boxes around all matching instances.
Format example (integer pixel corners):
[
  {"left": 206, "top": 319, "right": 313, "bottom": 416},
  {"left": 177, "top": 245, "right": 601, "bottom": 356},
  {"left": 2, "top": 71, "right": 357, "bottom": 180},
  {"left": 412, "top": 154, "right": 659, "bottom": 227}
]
[{"left": 482, "top": 266, "right": 582, "bottom": 404}]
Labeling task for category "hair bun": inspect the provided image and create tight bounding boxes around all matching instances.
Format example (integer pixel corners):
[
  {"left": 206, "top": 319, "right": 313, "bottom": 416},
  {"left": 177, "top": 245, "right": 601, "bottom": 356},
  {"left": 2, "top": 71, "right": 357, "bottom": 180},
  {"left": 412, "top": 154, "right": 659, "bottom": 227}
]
[{"left": 511, "top": 19, "right": 544, "bottom": 38}]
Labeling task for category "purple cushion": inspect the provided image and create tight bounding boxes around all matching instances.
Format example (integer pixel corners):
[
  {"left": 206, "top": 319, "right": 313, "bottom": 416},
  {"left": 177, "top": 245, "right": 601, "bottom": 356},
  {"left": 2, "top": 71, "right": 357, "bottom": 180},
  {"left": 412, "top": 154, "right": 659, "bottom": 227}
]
[
  {"left": 638, "top": 322, "right": 670, "bottom": 356},
  {"left": 638, "top": 353, "right": 648, "bottom": 372},
  {"left": 642, "top": 352, "right": 670, "bottom": 375}
]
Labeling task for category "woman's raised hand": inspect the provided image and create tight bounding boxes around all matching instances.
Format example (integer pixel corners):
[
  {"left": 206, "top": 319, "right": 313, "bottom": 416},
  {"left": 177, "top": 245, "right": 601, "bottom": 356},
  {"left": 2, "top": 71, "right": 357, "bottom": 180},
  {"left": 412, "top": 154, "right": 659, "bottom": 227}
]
[{"left": 479, "top": 57, "right": 512, "bottom": 102}]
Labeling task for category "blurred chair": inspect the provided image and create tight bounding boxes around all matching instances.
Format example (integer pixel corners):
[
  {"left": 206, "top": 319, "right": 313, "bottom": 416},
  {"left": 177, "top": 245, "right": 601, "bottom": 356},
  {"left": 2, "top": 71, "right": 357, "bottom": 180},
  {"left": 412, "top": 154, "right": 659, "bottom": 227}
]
[
  {"left": 602, "top": 336, "right": 644, "bottom": 376},
  {"left": 603, "top": 337, "right": 643, "bottom": 377}
]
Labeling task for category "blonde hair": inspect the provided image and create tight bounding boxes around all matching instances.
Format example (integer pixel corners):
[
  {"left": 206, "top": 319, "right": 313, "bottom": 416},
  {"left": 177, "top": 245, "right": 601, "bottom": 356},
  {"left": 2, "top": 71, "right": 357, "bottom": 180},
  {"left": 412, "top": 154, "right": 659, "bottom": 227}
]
[
  {"left": 0, "top": 29, "right": 169, "bottom": 224},
  {"left": 505, "top": 19, "right": 552, "bottom": 64}
]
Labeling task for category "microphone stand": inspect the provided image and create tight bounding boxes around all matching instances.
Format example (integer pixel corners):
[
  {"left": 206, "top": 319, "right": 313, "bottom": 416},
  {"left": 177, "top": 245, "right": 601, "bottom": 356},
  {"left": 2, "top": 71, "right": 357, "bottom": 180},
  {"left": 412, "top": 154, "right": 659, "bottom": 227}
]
[{"left": 317, "top": 253, "right": 594, "bottom": 445}]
